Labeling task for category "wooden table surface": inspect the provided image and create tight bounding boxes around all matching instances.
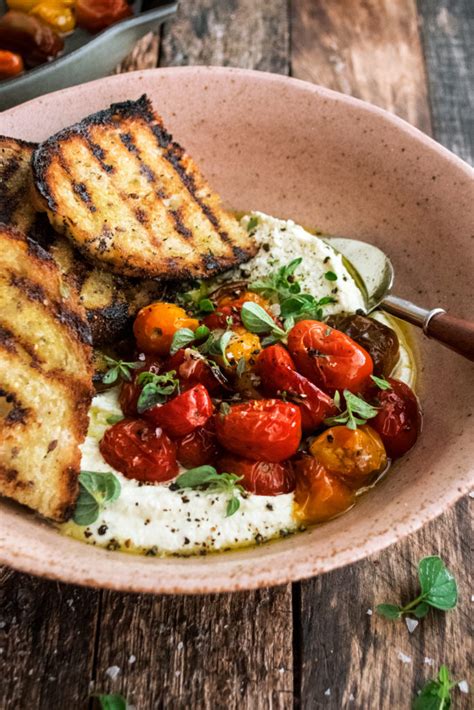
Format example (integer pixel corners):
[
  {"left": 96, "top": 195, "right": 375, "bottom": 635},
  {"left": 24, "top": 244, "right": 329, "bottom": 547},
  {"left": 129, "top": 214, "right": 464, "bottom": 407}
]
[{"left": 1, "top": 1, "right": 472, "bottom": 708}]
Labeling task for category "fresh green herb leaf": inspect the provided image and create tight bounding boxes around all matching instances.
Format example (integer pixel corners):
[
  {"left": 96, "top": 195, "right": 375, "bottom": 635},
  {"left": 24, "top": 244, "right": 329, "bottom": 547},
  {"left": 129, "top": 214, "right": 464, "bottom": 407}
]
[
  {"left": 333, "top": 390, "right": 341, "bottom": 409},
  {"left": 236, "top": 357, "right": 247, "bottom": 377},
  {"left": 174, "top": 465, "right": 245, "bottom": 516},
  {"left": 324, "top": 390, "right": 379, "bottom": 430},
  {"left": 95, "top": 694, "right": 128, "bottom": 710},
  {"left": 106, "top": 414, "right": 124, "bottom": 425},
  {"left": 324, "top": 271, "right": 338, "bottom": 281},
  {"left": 73, "top": 471, "right": 121, "bottom": 526},
  {"left": 136, "top": 370, "right": 180, "bottom": 413},
  {"left": 371, "top": 375, "right": 392, "bottom": 390},
  {"left": 279, "top": 293, "right": 336, "bottom": 328},
  {"left": 375, "top": 604, "right": 402, "bottom": 620},
  {"left": 376, "top": 556, "right": 458, "bottom": 622},
  {"left": 246, "top": 215, "right": 259, "bottom": 233},
  {"left": 197, "top": 298, "right": 215, "bottom": 314},
  {"left": 220, "top": 402, "right": 231, "bottom": 416},
  {"left": 241, "top": 302, "right": 286, "bottom": 339},
  {"left": 194, "top": 324, "right": 211, "bottom": 340},
  {"left": 102, "top": 356, "right": 141, "bottom": 385},
  {"left": 249, "top": 258, "right": 303, "bottom": 302},
  {"left": 413, "top": 665, "right": 457, "bottom": 710},
  {"left": 170, "top": 328, "right": 197, "bottom": 355}
]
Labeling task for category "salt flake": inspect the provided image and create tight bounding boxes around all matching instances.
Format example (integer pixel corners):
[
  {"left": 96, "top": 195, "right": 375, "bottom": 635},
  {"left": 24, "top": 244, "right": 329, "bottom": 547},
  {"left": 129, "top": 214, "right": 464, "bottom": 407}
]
[
  {"left": 405, "top": 618, "right": 418, "bottom": 633},
  {"left": 458, "top": 680, "right": 469, "bottom": 694},
  {"left": 128, "top": 654, "right": 136, "bottom": 665},
  {"left": 105, "top": 665, "right": 121, "bottom": 681},
  {"left": 424, "top": 657, "right": 435, "bottom": 666},
  {"left": 324, "top": 688, "right": 331, "bottom": 696},
  {"left": 366, "top": 609, "right": 372, "bottom": 616},
  {"left": 397, "top": 651, "right": 412, "bottom": 664}
]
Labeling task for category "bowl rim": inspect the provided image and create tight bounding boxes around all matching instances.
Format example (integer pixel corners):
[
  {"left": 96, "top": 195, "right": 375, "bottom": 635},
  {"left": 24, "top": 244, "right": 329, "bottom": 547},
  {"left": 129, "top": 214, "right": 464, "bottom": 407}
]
[{"left": 0, "top": 66, "right": 472, "bottom": 594}]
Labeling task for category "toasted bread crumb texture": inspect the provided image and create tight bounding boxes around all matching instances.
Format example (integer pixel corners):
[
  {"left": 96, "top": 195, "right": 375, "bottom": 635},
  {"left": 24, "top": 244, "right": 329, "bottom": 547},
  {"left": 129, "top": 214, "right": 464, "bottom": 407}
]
[
  {"left": 0, "top": 226, "right": 94, "bottom": 521},
  {"left": 32, "top": 95, "right": 256, "bottom": 279}
]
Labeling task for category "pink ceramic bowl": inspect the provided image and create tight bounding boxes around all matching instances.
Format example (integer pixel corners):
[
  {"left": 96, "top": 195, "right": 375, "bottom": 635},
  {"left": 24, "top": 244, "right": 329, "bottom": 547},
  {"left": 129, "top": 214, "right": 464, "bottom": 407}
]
[{"left": 0, "top": 67, "right": 472, "bottom": 594}]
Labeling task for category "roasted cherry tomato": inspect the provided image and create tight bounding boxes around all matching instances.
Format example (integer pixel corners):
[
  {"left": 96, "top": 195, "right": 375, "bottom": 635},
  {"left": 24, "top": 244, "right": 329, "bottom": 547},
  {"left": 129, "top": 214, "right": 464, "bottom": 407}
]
[
  {"left": 215, "top": 399, "right": 302, "bottom": 462},
  {"left": 370, "top": 378, "right": 421, "bottom": 458},
  {"left": 100, "top": 418, "right": 178, "bottom": 483},
  {"left": 31, "top": 3, "right": 76, "bottom": 34},
  {"left": 6, "top": 0, "right": 39, "bottom": 10},
  {"left": 223, "top": 327, "right": 262, "bottom": 370},
  {"left": 203, "top": 291, "right": 272, "bottom": 330},
  {"left": 133, "top": 302, "right": 199, "bottom": 356},
  {"left": 0, "top": 11, "right": 64, "bottom": 67},
  {"left": 176, "top": 420, "right": 219, "bottom": 469},
  {"left": 75, "top": 0, "right": 133, "bottom": 34},
  {"left": 327, "top": 314, "right": 400, "bottom": 377},
  {"left": 256, "top": 344, "right": 336, "bottom": 432},
  {"left": 163, "top": 348, "right": 224, "bottom": 395},
  {"left": 309, "top": 425, "right": 387, "bottom": 488},
  {"left": 118, "top": 355, "right": 161, "bottom": 416},
  {"left": 0, "top": 49, "right": 23, "bottom": 79},
  {"left": 219, "top": 455, "right": 295, "bottom": 496},
  {"left": 144, "top": 384, "right": 213, "bottom": 438},
  {"left": 287, "top": 320, "right": 373, "bottom": 393},
  {"left": 293, "top": 455, "right": 355, "bottom": 524}
]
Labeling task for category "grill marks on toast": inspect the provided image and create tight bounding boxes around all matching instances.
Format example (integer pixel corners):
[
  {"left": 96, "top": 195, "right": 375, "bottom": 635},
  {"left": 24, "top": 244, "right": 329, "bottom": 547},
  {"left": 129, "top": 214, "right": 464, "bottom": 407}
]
[
  {"left": 32, "top": 95, "right": 256, "bottom": 279},
  {"left": 0, "top": 226, "right": 93, "bottom": 521}
]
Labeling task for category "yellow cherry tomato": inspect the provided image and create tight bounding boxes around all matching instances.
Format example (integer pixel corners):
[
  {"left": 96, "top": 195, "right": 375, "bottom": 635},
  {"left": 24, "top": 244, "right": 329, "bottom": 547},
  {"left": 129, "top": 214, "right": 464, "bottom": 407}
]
[
  {"left": 218, "top": 290, "right": 270, "bottom": 310},
  {"left": 133, "top": 302, "right": 199, "bottom": 356},
  {"left": 309, "top": 425, "right": 387, "bottom": 488},
  {"left": 30, "top": 2, "right": 76, "bottom": 33},
  {"left": 293, "top": 456, "right": 355, "bottom": 524},
  {"left": 224, "top": 326, "right": 262, "bottom": 370}
]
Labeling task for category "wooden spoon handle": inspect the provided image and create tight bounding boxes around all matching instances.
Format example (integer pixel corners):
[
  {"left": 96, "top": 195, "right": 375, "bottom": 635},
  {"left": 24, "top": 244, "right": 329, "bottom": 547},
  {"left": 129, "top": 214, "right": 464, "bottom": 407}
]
[{"left": 425, "top": 312, "right": 474, "bottom": 361}]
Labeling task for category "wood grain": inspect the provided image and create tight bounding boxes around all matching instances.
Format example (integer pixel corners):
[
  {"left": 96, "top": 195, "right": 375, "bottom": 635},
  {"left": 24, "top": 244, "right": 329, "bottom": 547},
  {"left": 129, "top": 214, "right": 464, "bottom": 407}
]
[
  {"left": 115, "top": 32, "right": 160, "bottom": 74},
  {"left": 291, "top": 0, "right": 432, "bottom": 132}
]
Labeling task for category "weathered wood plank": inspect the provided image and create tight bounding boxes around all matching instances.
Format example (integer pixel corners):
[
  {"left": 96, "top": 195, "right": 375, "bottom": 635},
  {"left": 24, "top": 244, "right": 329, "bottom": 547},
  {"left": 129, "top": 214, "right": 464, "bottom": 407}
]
[
  {"left": 115, "top": 32, "right": 160, "bottom": 74},
  {"left": 91, "top": 585, "right": 293, "bottom": 709},
  {"left": 417, "top": 0, "right": 474, "bottom": 165},
  {"left": 0, "top": 568, "right": 100, "bottom": 708},
  {"left": 160, "top": 0, "right": 290, "bottom": 75},
  {"left": 291, "top": 0, "right": 432, "bottom": 132}
]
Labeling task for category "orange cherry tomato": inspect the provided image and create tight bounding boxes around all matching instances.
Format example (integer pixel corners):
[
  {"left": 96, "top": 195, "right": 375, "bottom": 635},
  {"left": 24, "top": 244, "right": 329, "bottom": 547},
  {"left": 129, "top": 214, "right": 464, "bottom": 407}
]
[
  {"left": 143, "top": 384, "right": 213, "bottom": 439},
  {"left": 255, "top": 344, "right": 336, "bottom": 432},
  {"left": 0, "top": 49, "right": 24, "bottom": 79},
  {"left": 370, "top": 378, "right": 421, "bottom": 458},
  {"left": 219, "top": 455, "right": 295, "bottom": 496},
  {"left": 309, "top": 425, "right": 387, "bottom": 488},
  {"left": 215, "top": 399, "right": 302, "bottom": 462},
  {"left": 293, "top": 455, "right": 355, "bottom": 524},
  {"left": 75, "top": 0, "right": 133, "bottom": 34},
  {"left": 100, "top": 418, "right": 178, "bottom": 483},
  {"left": 133, "top": 302, "right": 199, "bottom": 356},
  {"left": 203, "top": 291, "right": 272, "bottom": 330},
  {"left": 0, "top": 11, "right": 64, "bottom": 67},
  {"left": 223, "top": 327, "right": 262, "bottom": 370},
  {"left": 176, "top": 420, "right": 219, "bottom": 469},
  {"left": 287, "top": 320, "right": 373, "bottom": 394}
]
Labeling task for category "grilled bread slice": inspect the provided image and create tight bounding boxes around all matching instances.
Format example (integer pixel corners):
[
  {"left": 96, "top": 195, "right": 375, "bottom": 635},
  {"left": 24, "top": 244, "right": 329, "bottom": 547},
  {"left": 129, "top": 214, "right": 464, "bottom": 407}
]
[
  {"left": 0, "top": 135, "right": 165, "bottom": 344},
  {"left": 0, "top": 225, "right": 93, "bottom": 521},
  {"left": 32, "top": 95, "right": 256, "bottom": 279}
]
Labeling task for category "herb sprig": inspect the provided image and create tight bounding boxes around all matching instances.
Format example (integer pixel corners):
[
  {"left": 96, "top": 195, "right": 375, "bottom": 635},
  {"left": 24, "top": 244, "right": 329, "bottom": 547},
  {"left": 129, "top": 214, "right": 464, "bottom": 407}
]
[
  {"left": 136, "top": 370, "right": 180, "bottom": 413},
  {"left": 325, "top": 390, "right": 379, "bottom": 430},
  {"left": 249, "top": 257, "right": 303, "bottom": 302},
  {"left": 95, "top": 694, "right": 128, "bottom": 710},
  {"left": 174, "top": 465, "right": 245, "bottom": 517},
  {"left": 73, "top": 471, "right": 121, "bottom": 526},
  {"left": 170, "top": 323, "right": 234, "bottom": 367},
  {"left": 376, "top": 556, "right": 458, "bottom": 621},
  {"left": 413, "top": 665, "right": 458, "bottom": 710},
  {"left": 371, "top": 374, "right": 392, "bottom": 390},
  {"left": 102, "top": 356, "right": 142, "bottom": 385}
]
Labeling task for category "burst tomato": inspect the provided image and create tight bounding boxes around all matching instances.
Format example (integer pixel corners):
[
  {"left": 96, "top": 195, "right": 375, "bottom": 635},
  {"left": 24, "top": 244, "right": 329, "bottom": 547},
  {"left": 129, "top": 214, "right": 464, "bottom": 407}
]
[
  {"left": 143, "top": 384, "right": 213, "bottom": 438},
  {"left": 99, "top": 418, "right": 178, "bottom": 483},
  {"left": 203, "top": 291, "right": 272, "bottom": 330},
  {"left": 287, "top": 320, "right": 373, "bottom": 393},
  {"left": 309, "top": 425, "right": 387, "bottom": 488},
  {"left": 215, "top": 399, "right": 302, "bottom": 462},
  {"left": 371, "top": 379, "right": 421, "bottom": 458},
  {"left": 223, "top": 327, "right": 262, "bottom": 370},
  {"left": 176, "top": 420, "right": 219, "bottom": 468},
  {"left": 75, "top": 0, "right": 132, "bottom": 33},
  {"left": 133, "top": 302, "right": 199, "bottom": 356},
  {"left": 219, "top": 455, "right": 295, "bottom": 495},
  {"left": 293, "top": 455, "right": 355, "bottom": 524},
  {"left": 118, "top": 356, "right": 161, "bottom": 417},
  {"left": 255, "top": 344, "right": 336, "bottom": 432},
  {"left": 163, "top": 348, "right": 224, "bottom": 394}
]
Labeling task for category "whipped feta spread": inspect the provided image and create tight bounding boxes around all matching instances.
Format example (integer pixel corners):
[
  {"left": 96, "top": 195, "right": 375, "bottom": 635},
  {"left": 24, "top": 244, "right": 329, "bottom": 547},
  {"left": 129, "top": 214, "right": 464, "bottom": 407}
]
[{"left": 61, "top": 212, "right": 415, "bottom": 556}]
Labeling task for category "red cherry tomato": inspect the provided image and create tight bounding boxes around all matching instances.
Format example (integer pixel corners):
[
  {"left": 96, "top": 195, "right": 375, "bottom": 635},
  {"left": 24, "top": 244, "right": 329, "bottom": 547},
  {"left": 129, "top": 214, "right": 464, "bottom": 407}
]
[
  {"left": 75, "top": 0, "right": 133, "bottom": 34},
  {"left": 219, "top": 455, "right": 295, "bottom": 496},
  {"left": 99, "top": 418, "right": 178, "bottom": 483},
  {"left": 203, "top": 304, "right": 240, "bottom": 330},
  {"left": 292, "top": 455, "right": 355, "bottom": 524},
  {"left": 0, "top": 11, "right": 64, "bottom": 67},
  {"left": 371, "top": 378, "right": 421, "bottom": 458},
  {"left": 118, "top": 356, "right": 162, "bottom": 417},
  {"left": 215, "top": 399, "right": 302, "bottom": 462},
  {"left": 255, "top": 344, "right": 336, "bottom": 432},
  {"left": 0, "top": 50, "right": 23, "bottom": 79},
  {"left": 287, "top": 320, "right": 373, "bottom": 394},
  {"left": 163, "top": 348, "right": 224, "bottom": 395},
  {"left": 143, "top": 384, "right": 213, "bottom": 438},
  {"left": 176, "top": 420, "right": 219, "bottom": 468}
]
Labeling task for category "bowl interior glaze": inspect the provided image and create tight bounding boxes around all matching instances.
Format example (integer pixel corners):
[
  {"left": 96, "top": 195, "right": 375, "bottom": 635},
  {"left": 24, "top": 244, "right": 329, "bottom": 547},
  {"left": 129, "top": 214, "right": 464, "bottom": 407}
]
[{"left": 0, "top": 67, "right": 472, "bottom": 594}]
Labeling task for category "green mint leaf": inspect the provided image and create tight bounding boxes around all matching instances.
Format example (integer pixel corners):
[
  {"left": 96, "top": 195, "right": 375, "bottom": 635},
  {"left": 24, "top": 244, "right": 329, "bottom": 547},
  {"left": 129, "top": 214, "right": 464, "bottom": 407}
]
[
  {"left": 413, "top": 601, "right": 430, "bottom": 618},
  {"left": 375, "top": 604, "right": 402, "bottom": 620},
  {"left": 324, "top": 271, "right": 338, "bottom": 281},
  {"left": 197, "top": 298, "right": 215, "bottom": 314},
  {"left": 241, "top": 302, "right": 286, "bottom": 336},
  {"left": 413, "top": 666, "right": 456, "bottom": 710},
  {"left": 226, "top": 496, "right": 241, "bottom": 517},
  {"left": 102, "top": 357, "right": 141, "bottom": 384},
  {"left": 418, "top": 556, "right": 458, "bottom": 610},
  {"left": 246, "top": 215, "right": 259, "bottom": 233},
  {"left": 170, "top": 327, "right": 197, "bottom": 355},
  {"left": 96, "top": 694, "right": 128, "bottom": 710},
  {"left": 73, "top": 471, "right": 121, "bottom": 526},
  {"left": 175, "top": 466, "right": 223, "bottom": 488},
  {"left": 371, "top": 375, "right": 392, "bottom": 390},
  {"left": 174, "top": 466, "right": 244, "bottom": 515},
  {"left": 249, "top": 258, "right": 303, "bottom": 303},
  {"left": 325, "top": 390, "right": 379, "bottom": 429},
  {"left": 102, "top": 367, "right": 119, "bottom": 385},
  {"left": 136, "top": 371, "right": 179, "bottom": 413},
  {"left": 72, "top": 486, "right": 100, "bottom": 526},
  {"left": 106, "top": 414, "right": 124, "bottom": 425}
]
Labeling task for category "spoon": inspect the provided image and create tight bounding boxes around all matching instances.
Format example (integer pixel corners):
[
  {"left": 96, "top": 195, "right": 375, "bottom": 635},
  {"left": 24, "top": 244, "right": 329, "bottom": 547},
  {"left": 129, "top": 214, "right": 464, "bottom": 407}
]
[{"left": 324, "top": 237, "right": 474, "bottom": 361}]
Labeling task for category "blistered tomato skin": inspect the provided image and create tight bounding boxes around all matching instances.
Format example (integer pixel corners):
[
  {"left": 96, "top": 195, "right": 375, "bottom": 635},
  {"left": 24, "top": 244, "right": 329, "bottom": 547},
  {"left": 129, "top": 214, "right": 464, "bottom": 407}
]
[
  {"left": 118, "top": 356, "right": 162, "bottom": 417},
  {"left": 99, "top": 419, "right": 178, "bottom": 483},
  {"left": 219, "top": 455, "right": 296, "bottom": 496},
  {"left": 309, "top": 425, "right": 387, "bottom": 488},
  {"left": 256, "top": 344, "right": 336, "bottom": 432},
  {"left": 215, "top": 399, "right": 302, "bottom": 462},
  {"left": 203, "top": 291, "right": 272, "bottom": 330},
  {"left": 0, "top": 49, "right": 23, "bottom": 78},
  {"left": 164, "top": 349, "right": 223, "bottom": 394},
  {"left": 287, "top": 320, "right": 373, "bottom": 394},
  {"left": 224, "top": 327, "right": 262, "bottom": 370},
  {"left": 75, "top": 0, "right": 132, "bottom": 33},
  {"left": 143, "top": 384, "right": 213, "bottom": 438},
  {"left": 133, "top": 302, "right": 199, "bottom": 356},
  {"left": 371, "top": 379, "right": 421, "bottom": 458},
  {"left": 176, "top": 421, "right": 219, "bottom": 469},
  {"left": 293, "top": 455, "right": 355, "bottom": 524}
]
